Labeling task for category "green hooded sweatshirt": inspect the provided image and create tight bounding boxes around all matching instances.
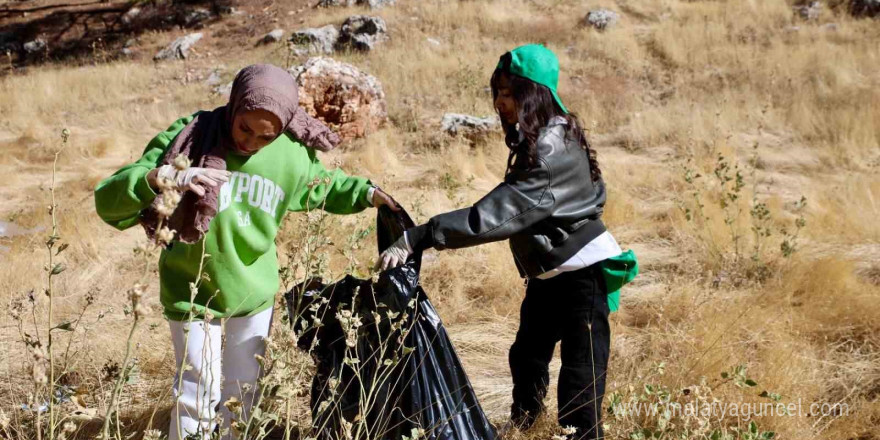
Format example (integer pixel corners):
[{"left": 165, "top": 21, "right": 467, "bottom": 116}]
[{"left": 95, "top": 113, "right": 374, "bottom": 321}]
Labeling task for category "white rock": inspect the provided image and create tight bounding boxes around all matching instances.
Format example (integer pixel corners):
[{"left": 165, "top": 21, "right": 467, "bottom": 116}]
[
  {"left": 582, "top": 9, "right": 620, "bottom": 30},
  {"left": 121, "top": 7, "right": 141, "bottom": 25},
  {"left": 336, "top": 15, "right": 388, "bottom": 52},
  {"left": 290, "top": 25, "right": 339, "bottom": 54},
  {"left": 793, "top": 1, "right": 821, "bottom": 20},
  {"left": 317, "top": 0, "right": 395, "bottom": 8},
  {"left": 204, "top": 69, "right": 223, "bottom": 86},
  {"left": 153, "top": 33, "right": 203, "bottom": 61},
  {"left": 23, "top": 38, "right": 47, "bottom": 54},
  {"left": 259, "top": 29, "right": 285, "bottom": 45},
  {"left": 184, "top": 8, "right": 212, "bottom": 27},
  {"left": 441, "top": 113, "right": 500, "bottom": 140}
]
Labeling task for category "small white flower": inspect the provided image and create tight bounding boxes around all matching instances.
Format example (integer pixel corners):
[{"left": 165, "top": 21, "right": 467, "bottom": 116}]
[
  {"left": 173, "top": 154, "right": 192, "bottom": 171},
  {"left": 164, "top": 190, "right": 182, "bottom": 208},
  {"left": 143, "top": 430, "right": 164, "bottom": 440},
  {"left": 32, "top": 345, "right": 47, "bottom": 362},
  {"left": 345, "top": 332, "right": 357, "bottom": 348},
  {"left": 32, "top": 363, "right": 47, "bottom": 385},
  {"left": 0, "top": 409, "right": 10, "bottom": 429},
  {"left": 154, "top": 201, "right": 174, "bottom": 218},
  {"left": 156, "top": 177, "right": 175, "bottom": 193},
  {"left": 224, "top": 397, "right": 242, "bottom": 415},
  {"left": 130, "top": 283, "right": 144, "bottom": 301},
  {"left": 157, "top": 226, "right": 175, "bottom": 245},
  {"left": 317, "top": 400, "right": 330, "bottom": 414}
]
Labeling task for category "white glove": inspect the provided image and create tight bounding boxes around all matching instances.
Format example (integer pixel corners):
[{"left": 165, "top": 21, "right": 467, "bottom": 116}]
[
  {"left": 156, "top": 164, "right": 230, "bottom": 196},
  {"left": 374, "top": 233, "right": 413, "bottom": 271}
]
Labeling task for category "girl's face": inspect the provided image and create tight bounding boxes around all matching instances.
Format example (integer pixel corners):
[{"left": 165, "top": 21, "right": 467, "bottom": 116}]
[
  {"left": 231, "top": 109, "right": 282, "bottom": 155},
  {"left": 493, "top": 73, "right": 518, "bottom": 125}
]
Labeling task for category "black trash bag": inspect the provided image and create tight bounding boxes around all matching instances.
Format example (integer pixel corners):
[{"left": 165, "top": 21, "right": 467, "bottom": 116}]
[{"left": 285, "top": 206, "right": 497, "bottom": 440}]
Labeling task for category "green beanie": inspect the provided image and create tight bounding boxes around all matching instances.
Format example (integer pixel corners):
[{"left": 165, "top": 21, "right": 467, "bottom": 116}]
[{"left": 497, "top": 44, "right": 569, "bottom": 114}]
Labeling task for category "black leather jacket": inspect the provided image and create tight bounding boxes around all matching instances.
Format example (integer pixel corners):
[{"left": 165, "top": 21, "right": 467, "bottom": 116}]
[{"left": 408, "top": 119, "right": 607, "bottom": 278}]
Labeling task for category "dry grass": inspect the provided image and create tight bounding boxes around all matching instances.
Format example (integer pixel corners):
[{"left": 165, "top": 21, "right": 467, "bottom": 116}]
[{"left": 1, "top": 0, "right": 879, "bottom": 438}]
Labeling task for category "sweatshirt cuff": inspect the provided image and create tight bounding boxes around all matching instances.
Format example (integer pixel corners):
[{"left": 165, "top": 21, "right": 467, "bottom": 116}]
[
  {"left": 134, "top": 168, "right": 158, "bottom": 204},
  {"left": 405, "top": 224, "right": 436, "bottom": 252},
  {"left": 366, "top": 185, "right": 377, "bottom": 207}
]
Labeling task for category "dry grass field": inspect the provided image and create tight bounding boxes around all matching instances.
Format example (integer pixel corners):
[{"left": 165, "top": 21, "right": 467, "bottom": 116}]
[{"left": 1, "top": 0, "right": 878, "bottom": 439}]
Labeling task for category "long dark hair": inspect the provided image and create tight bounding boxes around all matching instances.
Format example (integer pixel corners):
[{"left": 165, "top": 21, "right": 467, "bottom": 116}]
[{"left": 490, "top": 54, "right": 601, "bottom": 182}]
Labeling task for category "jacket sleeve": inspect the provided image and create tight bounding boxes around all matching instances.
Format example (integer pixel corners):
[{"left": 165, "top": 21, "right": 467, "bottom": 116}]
[
  {"left": 93, "top": 115, "right": 195, "bottom": 230},
  {"left": 415, "top": 154, "right": 556, "bottom": 251},
  {"left": 289, "top": 148, "right": 374, "bottom": 214}
]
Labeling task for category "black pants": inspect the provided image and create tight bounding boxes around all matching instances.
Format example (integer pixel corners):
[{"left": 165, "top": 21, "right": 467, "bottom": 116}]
[{"left": 509, "top": 263, "right": 610, "bottom": 440}]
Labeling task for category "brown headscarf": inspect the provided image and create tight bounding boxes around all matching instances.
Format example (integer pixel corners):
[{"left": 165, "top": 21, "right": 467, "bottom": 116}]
[{"left": 140, "top": 63, "right": 341, "bottom": 244}]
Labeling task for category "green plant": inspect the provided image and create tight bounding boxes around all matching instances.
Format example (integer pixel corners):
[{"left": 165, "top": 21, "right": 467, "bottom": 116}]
[
  {"left": 606, "top": 364, "right": 779, "bottom": 440},
  {"left": 439, "top": 172, "right": 475, "bottom": 208},
  {"left": 43, "top": 128, "right": 70, "bottom": 440},
  {"left": 779, "top": 196, "right": 806, "bottom": 258},
  {"left": 341, "top": 222, "right": 375, "bottom": 277},
  {"left": 676, "top": 133, "right": 808, "bottom": 286},
  {"left": 452, "top": 59, "right": 484, "bottom": 113},
  {"left": 712, "top": 152, "right": 746, "bottom": 263}
]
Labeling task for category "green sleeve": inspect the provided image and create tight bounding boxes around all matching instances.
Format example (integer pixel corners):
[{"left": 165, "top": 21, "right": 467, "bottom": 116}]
[
  {"left": 290, "top": 148, "right": 373, "bottom": 214},
  {"left": 94, "top": 114, "right": 196, "bottom": 230}
]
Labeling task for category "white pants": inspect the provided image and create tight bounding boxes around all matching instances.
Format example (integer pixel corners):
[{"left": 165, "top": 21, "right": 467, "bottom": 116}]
[{"left": 167, "top": 306, "right": 274, "bottom": 440}]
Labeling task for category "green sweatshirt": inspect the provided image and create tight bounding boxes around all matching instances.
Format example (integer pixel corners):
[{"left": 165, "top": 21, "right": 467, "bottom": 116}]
[{"left": 95, "top": 113, "right": 374, "bottom": 321}]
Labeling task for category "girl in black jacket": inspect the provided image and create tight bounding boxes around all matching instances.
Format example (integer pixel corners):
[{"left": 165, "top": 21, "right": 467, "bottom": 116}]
[{"left": 378, "top": 44, "right": 627, "bottom": 439}]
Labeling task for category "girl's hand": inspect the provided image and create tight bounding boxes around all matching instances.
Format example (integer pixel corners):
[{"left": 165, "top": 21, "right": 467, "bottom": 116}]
[
  {"left": 374, "top": 234, "right": 413, "bottom": 271},
  {"left": 371, "top": 187, "right": 401, "bottom": 212},
  {"left": 149, "top": 165, "right": 231, "bottom": 196}
]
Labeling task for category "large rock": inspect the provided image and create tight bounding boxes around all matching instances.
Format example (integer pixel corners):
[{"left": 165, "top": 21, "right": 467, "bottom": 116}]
[
  {"left": 290, "top": 57, "right": 387, "bottom": 141},
  {"left": 336, "top": 15, "right": 388, "bottom": 52},
  {"left": 851, "top": 0, "right": 880, "bottom": 17},
  {"left": 154, "top": 33, "right": 203, "bottom": 61},
  {"left": 793, "top": 1, "right": 821, "bottom": 20},
  {"left": 581, "top": 9, "right": 620, "bottom": 30},
  {"left": 290, "top": 25, "right": 339, "bottom": 54},
  {"left": 317, "top": 0, "right": 395, "bottom": 8},
  {"left": 441, "top": 113, "right": 500, "bottom": 143}
]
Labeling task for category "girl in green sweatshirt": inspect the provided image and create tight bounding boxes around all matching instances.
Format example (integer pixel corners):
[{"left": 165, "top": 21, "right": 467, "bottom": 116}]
[{"left": 94, "top": 64, "right": 397, "bottom": 440}]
